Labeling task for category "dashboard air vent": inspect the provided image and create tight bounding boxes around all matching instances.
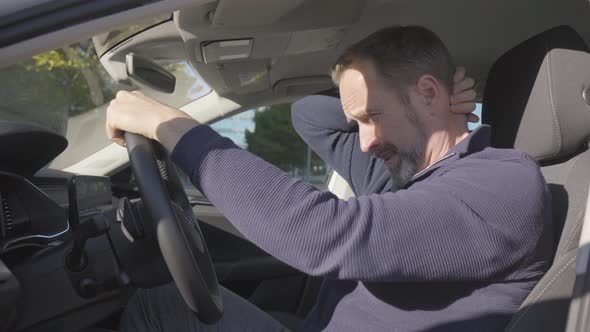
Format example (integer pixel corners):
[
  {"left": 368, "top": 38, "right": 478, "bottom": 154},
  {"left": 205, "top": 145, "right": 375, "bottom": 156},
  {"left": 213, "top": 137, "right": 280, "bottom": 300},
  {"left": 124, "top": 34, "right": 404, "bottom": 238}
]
[
  {"left": 0, "top": 192, "right": 28, "bottom": 238},
  {"left": 0, "top": 192, "right": 8, "bottom": 238},
  {"left": 2, "top": 194, "right": 12, "bottom": 232}
]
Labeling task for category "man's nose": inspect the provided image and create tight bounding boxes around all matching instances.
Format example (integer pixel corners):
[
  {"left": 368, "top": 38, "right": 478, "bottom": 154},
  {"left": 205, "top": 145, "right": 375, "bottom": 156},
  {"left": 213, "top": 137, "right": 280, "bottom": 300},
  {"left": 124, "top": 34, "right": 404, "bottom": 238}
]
[{"left": 359, "top": 123, "right": 378, "bottom": 153}]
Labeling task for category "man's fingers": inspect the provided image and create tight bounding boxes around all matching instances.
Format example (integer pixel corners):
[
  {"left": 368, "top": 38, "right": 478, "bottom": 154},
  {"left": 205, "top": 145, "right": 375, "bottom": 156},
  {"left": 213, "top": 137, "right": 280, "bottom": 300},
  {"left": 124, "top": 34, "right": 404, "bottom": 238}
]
[
  {"left": 106, "top": 121, "right": 119, "bottom": 140},
  {"left": 467, "top": 113, "right": 480, "bottom": 124},
  {"left": 450, "top": 102, "right": 477, "bottom": 114},
  {"left": 453, "top": 67, "right": 466, "bottom": 83},
  {"left": 450, "top": 89, "right": 476, "bottom": 105},
  {"left": 112, "top": 137, "right": 127, "bottom": 147},
  {"left": 450, "top": 99, "right": 478, "bottom": 123},
  {"left": 116, "top": 90, "right": 133, "bottom": 99},
  {"left": 453, "top": 77, "right": 475, "bottom": 94},
  {"left": 105, "top": 104, "right": 127, "bottom": 146},
  {"left": 115, "top": 90, "right": 144, "bottom": 102},
  {"left": 107, "top": 124, "right": 126, "bottom": 146}
]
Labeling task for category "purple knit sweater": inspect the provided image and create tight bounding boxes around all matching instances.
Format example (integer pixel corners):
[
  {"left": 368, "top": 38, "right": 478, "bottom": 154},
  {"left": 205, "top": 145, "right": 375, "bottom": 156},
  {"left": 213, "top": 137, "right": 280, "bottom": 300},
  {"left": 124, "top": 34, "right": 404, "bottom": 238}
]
[{"left": 171, "top": 95, "right": 553, "bottom": 331}]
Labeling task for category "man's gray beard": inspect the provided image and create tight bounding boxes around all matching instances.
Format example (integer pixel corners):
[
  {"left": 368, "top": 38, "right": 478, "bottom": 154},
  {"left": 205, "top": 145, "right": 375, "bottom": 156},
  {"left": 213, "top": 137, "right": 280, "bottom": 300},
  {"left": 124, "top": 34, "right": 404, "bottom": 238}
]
[
  {"left": 387, "top": 111, "right": 426, "bottom": 192},
  {"left": 387, "top": 146, "right": 422, "bottom": 192}
]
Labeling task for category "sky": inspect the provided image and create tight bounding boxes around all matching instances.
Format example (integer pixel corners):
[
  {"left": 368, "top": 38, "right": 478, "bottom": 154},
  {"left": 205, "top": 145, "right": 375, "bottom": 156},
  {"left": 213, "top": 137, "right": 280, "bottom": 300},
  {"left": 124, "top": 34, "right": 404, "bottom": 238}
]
[
  {"left": 468, "top": 103, "right": 483, "bottom": 131},
  {"left": 210, "top": 109, "right": 257, "bottom": 149}
]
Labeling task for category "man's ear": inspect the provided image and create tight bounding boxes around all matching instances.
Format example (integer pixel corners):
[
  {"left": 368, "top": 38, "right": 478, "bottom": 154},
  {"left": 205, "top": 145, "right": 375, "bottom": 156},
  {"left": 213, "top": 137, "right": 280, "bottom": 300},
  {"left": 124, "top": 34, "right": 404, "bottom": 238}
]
[{"left": 415, "top": 75, "right": 441, "bottom": 107}]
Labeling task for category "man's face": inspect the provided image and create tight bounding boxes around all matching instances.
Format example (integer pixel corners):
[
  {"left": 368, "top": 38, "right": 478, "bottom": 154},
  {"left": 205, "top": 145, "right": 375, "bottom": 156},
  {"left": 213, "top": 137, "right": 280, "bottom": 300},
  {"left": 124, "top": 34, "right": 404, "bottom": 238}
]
[{"left": 339, "top": 60, "right": 427, "bottom": 190}]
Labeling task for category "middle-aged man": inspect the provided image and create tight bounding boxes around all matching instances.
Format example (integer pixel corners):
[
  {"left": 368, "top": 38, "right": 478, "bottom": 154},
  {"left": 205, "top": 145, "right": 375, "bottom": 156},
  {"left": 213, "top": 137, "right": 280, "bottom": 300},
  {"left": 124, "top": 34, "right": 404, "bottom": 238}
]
[{"left": 107, "top": 26, "right": 553, "bottom": 331}]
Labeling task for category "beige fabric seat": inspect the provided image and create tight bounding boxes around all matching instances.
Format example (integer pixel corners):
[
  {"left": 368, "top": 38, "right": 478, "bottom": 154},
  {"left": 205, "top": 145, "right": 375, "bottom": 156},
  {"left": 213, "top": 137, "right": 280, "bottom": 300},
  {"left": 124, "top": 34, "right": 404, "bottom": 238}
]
[{"left": 481, "top": 25, "right": 590, "bottom": 332}]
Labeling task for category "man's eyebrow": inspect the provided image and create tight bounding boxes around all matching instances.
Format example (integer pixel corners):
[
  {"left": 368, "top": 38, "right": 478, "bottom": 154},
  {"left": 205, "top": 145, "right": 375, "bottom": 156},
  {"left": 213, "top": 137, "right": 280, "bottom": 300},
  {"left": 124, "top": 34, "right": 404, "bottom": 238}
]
[
  {"left": 349, "top": 108, "right": 381, "bottom": 118},
  {"left": 365, "top": 108, "right": 382, "bottom": 114},
  {"left": 347, "top": 109, "right": 364, "bottom": 118}
]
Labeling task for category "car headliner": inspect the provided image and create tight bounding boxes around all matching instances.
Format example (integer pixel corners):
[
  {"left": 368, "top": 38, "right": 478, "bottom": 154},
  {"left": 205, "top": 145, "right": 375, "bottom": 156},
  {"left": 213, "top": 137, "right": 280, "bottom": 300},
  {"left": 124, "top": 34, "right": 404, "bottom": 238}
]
[{"left": 107, "top": 0, "right": 590, "bottom": 105}]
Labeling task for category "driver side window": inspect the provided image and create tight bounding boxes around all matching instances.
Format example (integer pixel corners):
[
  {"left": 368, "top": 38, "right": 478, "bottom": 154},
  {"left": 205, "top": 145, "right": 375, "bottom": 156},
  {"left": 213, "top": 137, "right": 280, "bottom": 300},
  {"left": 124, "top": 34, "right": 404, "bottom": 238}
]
[
  {"left": 179, "top": 103, "right": 329, "bottom": 202},
  {"left": 468, "top": 103, "right": 482, "bottom": 130}
]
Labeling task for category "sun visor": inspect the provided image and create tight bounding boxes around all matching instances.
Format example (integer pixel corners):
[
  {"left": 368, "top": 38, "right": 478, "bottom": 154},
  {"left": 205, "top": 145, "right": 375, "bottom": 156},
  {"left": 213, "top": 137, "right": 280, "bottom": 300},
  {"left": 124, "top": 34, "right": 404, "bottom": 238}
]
[{"left": 0, "top": 122, "right": 67, "bottom": 176}]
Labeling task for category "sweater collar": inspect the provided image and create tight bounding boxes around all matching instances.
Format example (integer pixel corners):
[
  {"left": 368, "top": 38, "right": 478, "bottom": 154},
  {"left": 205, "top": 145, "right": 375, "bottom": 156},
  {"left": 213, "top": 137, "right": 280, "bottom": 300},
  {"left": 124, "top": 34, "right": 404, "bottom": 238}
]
[{"left": 407, "top": 125, "right": 491, "bottom": 184}]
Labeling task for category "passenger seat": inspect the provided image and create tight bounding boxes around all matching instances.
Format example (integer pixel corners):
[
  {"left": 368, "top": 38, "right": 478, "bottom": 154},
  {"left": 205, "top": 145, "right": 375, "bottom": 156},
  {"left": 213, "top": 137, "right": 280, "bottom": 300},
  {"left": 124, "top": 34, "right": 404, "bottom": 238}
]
[{"left": 481, "top": 25, "right": 590, "bottom": 331}]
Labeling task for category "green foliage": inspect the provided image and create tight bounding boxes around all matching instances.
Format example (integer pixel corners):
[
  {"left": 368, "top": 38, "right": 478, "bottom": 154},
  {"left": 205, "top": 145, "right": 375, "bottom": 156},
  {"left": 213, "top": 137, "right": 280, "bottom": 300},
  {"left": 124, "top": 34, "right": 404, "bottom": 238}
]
[
  {"left": 28, "top": 42, "right": 113, "bottom": 107},
  {"left": 0, "top": 39, "right": 119, "bottom": 135},
  {"left": 29, "top": 47, "right": 96, "bottom": 71},
  {"left": 30, "top": 50, "right": 71, "bottom": 70},
  {"left": 26, "top": 40, "right": 98, "bottom": 75},
  {"left": 245, "top": 104, "right": 322, "bottom": 173}
]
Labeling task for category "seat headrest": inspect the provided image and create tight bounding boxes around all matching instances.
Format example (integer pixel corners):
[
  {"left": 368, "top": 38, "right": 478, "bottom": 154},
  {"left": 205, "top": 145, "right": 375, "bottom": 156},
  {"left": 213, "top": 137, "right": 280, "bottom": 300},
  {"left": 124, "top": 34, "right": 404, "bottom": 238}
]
[{"left": 482, "top": 26, "right": 590, "bottom": 162}]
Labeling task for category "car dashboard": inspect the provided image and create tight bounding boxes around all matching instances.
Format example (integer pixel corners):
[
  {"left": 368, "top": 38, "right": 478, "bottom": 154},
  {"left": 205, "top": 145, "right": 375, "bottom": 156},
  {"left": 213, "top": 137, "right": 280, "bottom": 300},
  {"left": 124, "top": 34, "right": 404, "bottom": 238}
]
[
  {"left": 0, "top": 121, "right": 302, "bottom": 331},
  {"left": 1, "top": 172, "right": 70, "bottom": 257},
  {"left": 0, "top": 170, "right": 115, "bottom": 258},
  {"left": 0, "top": 168, "right": 136, "bottom": 332}
]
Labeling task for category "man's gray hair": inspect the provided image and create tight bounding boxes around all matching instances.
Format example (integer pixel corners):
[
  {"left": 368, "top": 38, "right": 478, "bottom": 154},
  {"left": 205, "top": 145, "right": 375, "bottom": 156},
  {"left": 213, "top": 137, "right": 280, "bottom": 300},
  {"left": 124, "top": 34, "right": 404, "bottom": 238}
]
[{"left": 331, "top": 26, "right": 455, "bottom": 97}]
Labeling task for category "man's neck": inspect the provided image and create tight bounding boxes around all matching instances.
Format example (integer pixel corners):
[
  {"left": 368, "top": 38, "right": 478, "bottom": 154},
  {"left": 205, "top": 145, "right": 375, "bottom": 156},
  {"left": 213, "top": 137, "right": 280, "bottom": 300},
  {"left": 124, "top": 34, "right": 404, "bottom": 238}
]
[{"left": 420, "top": 125, "right": 470, "bottom": 171}]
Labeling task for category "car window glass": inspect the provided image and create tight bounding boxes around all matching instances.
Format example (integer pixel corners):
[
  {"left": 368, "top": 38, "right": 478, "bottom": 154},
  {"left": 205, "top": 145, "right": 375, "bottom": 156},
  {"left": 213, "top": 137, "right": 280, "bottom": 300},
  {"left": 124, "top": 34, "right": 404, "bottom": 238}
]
[
  {"left": 468, "top": 103, "right": 482, "bottom": 131},
  {"left": 212, "top": 104, "right": 328, "bottom": 187},
  {"left": 0, "top": 38, "right": 210, "bottom": 170},
  {"left": 178, "top": 104, "right": 330, "bottom": 202}
]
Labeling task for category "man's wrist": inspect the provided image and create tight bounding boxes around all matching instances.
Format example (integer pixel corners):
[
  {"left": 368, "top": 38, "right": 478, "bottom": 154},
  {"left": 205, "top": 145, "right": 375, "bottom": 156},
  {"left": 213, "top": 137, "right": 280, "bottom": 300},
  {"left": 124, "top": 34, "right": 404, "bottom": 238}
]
[{"left": 154, "top": 115, "right": 201, "bottom": 152}]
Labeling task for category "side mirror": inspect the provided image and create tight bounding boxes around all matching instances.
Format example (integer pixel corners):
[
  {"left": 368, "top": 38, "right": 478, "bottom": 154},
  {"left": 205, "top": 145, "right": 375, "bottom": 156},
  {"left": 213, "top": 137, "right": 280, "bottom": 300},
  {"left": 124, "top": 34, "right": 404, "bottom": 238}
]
[{"left": 125, "top": 53, "right": 176, "bottom": 93}]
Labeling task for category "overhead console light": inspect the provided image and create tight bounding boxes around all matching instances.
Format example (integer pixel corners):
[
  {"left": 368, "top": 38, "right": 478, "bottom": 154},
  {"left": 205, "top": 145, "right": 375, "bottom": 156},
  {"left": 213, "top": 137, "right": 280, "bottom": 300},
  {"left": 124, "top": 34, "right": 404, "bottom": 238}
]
[{"left": 201, "top": 39, "right": 253, "bottom": 63}]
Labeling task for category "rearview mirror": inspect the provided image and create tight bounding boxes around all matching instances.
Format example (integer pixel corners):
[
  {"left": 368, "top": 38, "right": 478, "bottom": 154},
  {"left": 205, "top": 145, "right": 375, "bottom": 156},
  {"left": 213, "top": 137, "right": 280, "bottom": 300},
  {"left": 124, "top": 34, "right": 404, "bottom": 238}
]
[{"left": 125, "top": 53, "right": 176, "bottom": 94}]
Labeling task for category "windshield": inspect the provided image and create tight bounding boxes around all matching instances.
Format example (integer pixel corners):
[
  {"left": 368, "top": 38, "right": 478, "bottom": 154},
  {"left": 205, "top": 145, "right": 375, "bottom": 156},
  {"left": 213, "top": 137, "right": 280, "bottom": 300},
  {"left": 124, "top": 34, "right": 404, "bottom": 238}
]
[{"left": 0, "top": 35, "right": 210, "bottom": 170}]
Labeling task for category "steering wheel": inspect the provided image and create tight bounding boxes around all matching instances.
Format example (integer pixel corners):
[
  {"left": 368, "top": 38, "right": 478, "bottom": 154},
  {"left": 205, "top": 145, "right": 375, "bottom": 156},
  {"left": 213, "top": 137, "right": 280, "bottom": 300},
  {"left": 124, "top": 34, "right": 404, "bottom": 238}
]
[{"left": 124, "top": 132, "right": 223, "bottom": 324}]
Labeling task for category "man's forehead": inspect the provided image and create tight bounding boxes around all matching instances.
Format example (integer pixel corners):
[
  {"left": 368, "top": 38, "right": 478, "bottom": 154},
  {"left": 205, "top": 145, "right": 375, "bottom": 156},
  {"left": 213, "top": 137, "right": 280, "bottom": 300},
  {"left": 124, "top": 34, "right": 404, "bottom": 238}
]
[{"left": 339, "top": 68, "right": 369, "bottom": 115}]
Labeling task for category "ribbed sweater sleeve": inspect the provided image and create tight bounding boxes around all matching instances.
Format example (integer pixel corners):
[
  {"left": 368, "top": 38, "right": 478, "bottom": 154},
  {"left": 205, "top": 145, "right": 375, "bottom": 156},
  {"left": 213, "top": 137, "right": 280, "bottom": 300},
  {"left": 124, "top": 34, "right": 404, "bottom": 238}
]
[
  {"left": 171, "top": 125, "right": 548, "bottom": 282},
  {"left": 291, "top": 95, "right": 391, "bottom": 195}
]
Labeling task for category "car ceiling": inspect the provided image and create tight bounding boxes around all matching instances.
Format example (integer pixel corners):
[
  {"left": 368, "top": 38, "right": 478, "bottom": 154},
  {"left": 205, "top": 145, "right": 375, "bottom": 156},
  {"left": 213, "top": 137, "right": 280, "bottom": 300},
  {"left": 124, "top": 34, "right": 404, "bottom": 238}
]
[{"left": 100, "top": 0, "right": 590, "bottom": 109}]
